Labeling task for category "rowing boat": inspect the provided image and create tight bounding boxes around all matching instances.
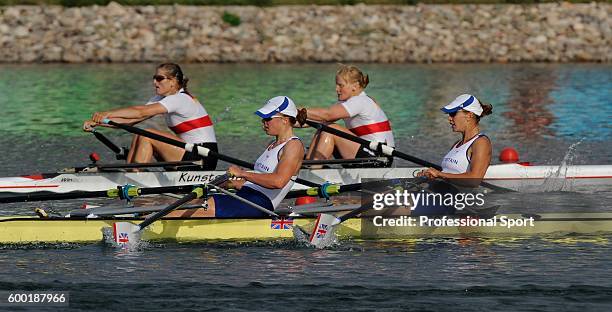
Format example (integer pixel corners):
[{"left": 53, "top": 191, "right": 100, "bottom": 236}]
[
  {"left": 1, "top": 163, "right": 610, "bottom": 196},
  {"left": 1, "top": 212, "right": 611, "bottom": 244}
]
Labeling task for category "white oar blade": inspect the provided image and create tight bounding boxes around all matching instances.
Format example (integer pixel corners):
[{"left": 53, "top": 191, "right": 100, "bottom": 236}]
[
  {"left": 308, "top": 213, "right": 341, "bottom": 249},
  {"left": 112, "top": 222, "right": 141, "bottom": 249}
]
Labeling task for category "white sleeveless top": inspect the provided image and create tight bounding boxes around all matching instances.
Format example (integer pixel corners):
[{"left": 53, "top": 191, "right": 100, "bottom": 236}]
[
  {"left": 243, "top": 137, "right": 300, "bottom": 209},
  {"left": 441, "top": 134, "right": 487, "bottom": 174},
  {"left": 340, "top": 91, "right": 395, "bottom": 147}
]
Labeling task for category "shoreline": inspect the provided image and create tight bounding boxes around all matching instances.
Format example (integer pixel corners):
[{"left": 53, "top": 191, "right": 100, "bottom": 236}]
[{"left": 1, "top": 2, "right": 609, "bottom": 63}]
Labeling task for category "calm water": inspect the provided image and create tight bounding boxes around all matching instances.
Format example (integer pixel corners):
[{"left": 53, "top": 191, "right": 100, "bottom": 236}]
[{"left": 0, "top": 63, "right": 611, "bottom": 311}]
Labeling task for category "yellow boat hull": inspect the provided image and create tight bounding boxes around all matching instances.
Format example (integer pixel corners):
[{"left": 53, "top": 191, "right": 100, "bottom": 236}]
[{"left": 1, "top": 213, "right": 611, "bottom": 244}]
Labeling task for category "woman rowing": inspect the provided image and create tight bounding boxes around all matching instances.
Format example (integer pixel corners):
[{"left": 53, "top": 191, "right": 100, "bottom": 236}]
[
  {"left": 167, "top": 96, "right": 304, "bottom": 218},
  {"left": 296, "top": 64, "right": 395, "bottom": 167},
  {"left": 83, "top": 63, "right": 218, "bottom": 169},
  {"left": 411, "top": 94, "right": 493, "bottom": 215},
  {"left": 418, "top": 94, "right": 493, "bottom": 184}
]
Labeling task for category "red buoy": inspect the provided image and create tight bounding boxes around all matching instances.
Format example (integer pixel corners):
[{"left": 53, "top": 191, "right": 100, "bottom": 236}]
[
  {"left": 89, "top": 152, "right": 101, "bottom": 163},
  {"left": 499, "top": 147, "right": 519, "bottom": 163},
  {"left": 295, "top": 196, "right": 317, "bottom": 206}
]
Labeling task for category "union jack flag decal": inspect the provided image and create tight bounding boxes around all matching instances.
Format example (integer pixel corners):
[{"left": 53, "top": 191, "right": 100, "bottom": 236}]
[
  {"left": 271, "top": 218, "right": 293, "bottom": 230},
  {"left": 117, "top": 232, "right": 130, "bottom": 244},
  {"left": 315, "top": 224, "right": 328, "bottom": 238}
]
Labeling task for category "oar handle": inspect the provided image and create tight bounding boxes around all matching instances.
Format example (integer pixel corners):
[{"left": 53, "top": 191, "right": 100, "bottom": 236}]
[{"left": 104, "top": 119, "right": 320, "bottom": 188}]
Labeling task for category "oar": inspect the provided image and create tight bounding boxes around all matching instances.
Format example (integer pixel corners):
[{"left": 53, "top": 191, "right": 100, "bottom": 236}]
[
  {"left": 91, "top": 129, "right": 128, "bottom": 160},
  {"left": 102, "top": 119, "right": 320, "bottom": 188},
  {"left": 0, "top": 184, "right": 204, "bottom": 203},
  {"left": 285, "top": 179, "right": 390, "bottom": 199},
  {"left": 303, "top": 119, "right": 513, "bottom": 192},
  {"left": 111, "top": 174, "right": 229, "bottom": 248}
]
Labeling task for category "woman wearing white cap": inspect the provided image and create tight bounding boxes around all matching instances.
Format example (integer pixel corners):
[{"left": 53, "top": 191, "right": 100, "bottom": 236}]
[
  {"left": 418, "top": 94, "right": 493, "bottom": 185},
  {"left": 83, "top": 63, "right": 218, "bottom": 169},
  {"left": 296, "top": 64, "right": 394, "bottom": 167},
  {"left": 167, "top": 96, "right": 304, "bottom": 218}
]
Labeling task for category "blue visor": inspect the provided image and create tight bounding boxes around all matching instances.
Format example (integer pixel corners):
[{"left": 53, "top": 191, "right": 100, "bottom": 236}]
[
  {"left": 441, "top": 95, "right": 475, "bottom": 113},
  {"left": 255, "top": 97, "right": 290, "bottom": 118}
]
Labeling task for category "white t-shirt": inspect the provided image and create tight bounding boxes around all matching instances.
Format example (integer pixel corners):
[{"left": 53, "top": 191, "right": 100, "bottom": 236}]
[
  {"left": 340, "top": 91, "right": 395, "bottom": 147},
  {"left": 147, "top": 89, "right": 216, "bottom": 144}
]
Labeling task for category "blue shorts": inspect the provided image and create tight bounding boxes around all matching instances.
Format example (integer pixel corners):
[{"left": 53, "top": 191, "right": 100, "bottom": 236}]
[
  {"left": 211, "top": 186, "right": 273, "bottom": 218},
  {"left": 411, "top": 180, "right": 458, "bottom": 216}
]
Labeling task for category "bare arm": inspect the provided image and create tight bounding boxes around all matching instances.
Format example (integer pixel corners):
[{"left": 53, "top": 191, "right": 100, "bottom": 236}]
[
  {"left": 305, "top": 103, "right": 350, "bottom": 123},
  {"left": 91, "top": 103, "right": 167, "bottom": 123},
  {"left": 229, "top": 140, "right": 305, "bottom": 189}
]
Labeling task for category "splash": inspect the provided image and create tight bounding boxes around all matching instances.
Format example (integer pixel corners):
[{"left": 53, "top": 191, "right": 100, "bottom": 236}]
[
  {"left": 538, "top": 139, "right": 584, "bottom": 192},
  {"left": 292, "top": 224, "right": 340, "bottom": 249},
  {"left": 102, "top": 226, "right": 147, "bottom": 252}
]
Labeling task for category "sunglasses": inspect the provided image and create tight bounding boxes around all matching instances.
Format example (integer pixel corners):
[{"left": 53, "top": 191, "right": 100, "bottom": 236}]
[
  {"left": 153, "top": 75, "right": 171, "bottom": 82},
  {"left": 261, "top": 116, "right": 284, "bottom": 123},
  {"left": 449, "top": 110, "right": 463, "bottom": 117}
]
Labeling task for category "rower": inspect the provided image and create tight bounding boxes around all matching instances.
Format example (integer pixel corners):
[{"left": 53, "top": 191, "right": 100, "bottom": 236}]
[
  {"left": 83, "top": 63, "right": 218, "bottom": 170},
  {"left": 415, "top": 94, "right": 493, "bottom": 215},
  {"left": 166, "top": 96, "right": 304, "bottom": 218},
  {"left": 295, "top": 64, "right": 395, "bottom": 167}
]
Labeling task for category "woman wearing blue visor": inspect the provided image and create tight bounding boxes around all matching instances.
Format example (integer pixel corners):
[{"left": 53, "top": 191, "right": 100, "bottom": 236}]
[{"left": 413, "top": 94, "right": 493, "bottom": 215}]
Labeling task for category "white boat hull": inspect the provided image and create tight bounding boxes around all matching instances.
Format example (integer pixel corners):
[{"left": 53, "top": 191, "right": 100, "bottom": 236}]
[{"left": 0, "top": 164, "right": 610, "bottom": 196}]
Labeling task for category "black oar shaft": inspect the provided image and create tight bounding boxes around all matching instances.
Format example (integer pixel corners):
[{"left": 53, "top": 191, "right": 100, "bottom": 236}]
[
  {"left": 0, "top": 190, "right": 109, "bottom": 203},
  {"left": 106, "top": 120, "right": 319, "bottom": 188},
  {"left": 138, "top": 175, "right": 228, "bottom": 230},
  {"left": 92, "top": 130, "right": 122, "bottom": 154},
  {"left": 0, "top": 185, "right": 197, "bottom": 203},
  {"left": 306, "top": 120, "right": 440, "bottom": 169},
  {"left": 138, "top": 190, "right": 201, "bottom": 229}
]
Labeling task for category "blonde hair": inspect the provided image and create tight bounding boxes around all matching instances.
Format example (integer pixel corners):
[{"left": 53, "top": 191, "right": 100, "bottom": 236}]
[{"left": 336, "top": 64, "right": 369, "bottom": 89}]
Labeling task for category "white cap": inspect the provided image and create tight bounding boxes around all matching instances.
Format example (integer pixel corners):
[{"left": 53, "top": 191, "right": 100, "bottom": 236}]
[
  {"left": 255, "top": 96, "right": 297, "bottom": 118},
  {"left": 441, "top": 94, "right": 483, "bottom": 116}
]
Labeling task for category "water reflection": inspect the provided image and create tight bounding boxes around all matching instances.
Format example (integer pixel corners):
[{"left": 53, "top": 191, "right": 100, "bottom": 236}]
[{"left": 503, "top": 65, "right": 557, "bottom": 139}]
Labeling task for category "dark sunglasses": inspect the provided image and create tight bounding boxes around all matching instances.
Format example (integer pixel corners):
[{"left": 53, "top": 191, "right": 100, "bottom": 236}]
[
  {"left": 153, "top": 75, "right": 170, "bottom": 82},
  {"left": 449, "top": 111, "right": 458, "bottom": 117},
  {"left": 261, "top": 116, "right": 284, "bottom": 123}
]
